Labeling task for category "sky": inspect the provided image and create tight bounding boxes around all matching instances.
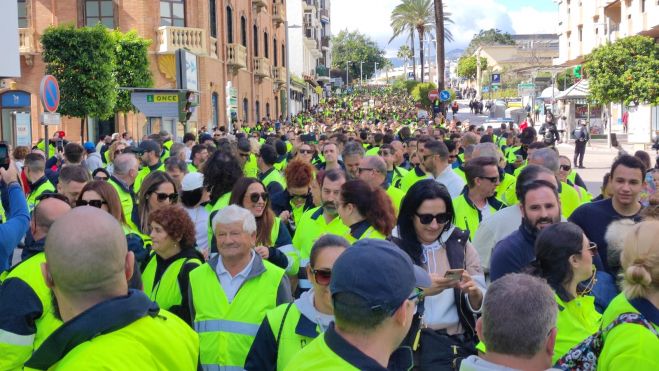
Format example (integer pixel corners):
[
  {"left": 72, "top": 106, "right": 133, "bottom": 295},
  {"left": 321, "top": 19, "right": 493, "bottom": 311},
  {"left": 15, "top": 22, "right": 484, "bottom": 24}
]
[{"left": 330, "top": 0, "right": 559, "bottom": 58}]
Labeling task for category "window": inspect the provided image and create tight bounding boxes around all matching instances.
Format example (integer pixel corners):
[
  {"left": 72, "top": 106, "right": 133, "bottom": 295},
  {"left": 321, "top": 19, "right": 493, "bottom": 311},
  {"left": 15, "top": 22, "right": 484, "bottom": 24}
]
[
  {"left": 273, "top": 37, "right": 278, "bottom": 66},
  {"left": 266, "top": 102, "right": 270, "bottom": 118},
  {"left": 17, "top": 0, "right": 27, "bottom": 28},
  {"left": 281, "top": 44, "right": 285, "bottom": 67},
  {"left": 241, "top": 17, "right": 247, "bottom": 47},
  {"left": 255, "top": 101, "right": 260, "bottom": 121},
  {"left": 243, "top": 98, "right": 249, "bottom": 122},
  {"left": 212, "top": 93, "right": 219, "bottom": 127},
  {"left": 275, "top": 97, "right": 279, "bottom": 118},
  {"left": 226, "top": 6, "right": 233, "bottom": 43},
  {"left": 253, "top": 25, "right": 259, "bottom": 57},
  {"left": 209, "top": 0, "right": 217, "bottom": 38},
  {"left": 264, "top": 32, "right": 269, "bottom": 58},
  {"left": 86, "top": 0, "right": 115, "bottom": 28},
  {"left": 160, "top": 0, "right": 184, "bottom": 27},
  {"left": 578, "top": 25, "right": 583, "bottom": 42}
]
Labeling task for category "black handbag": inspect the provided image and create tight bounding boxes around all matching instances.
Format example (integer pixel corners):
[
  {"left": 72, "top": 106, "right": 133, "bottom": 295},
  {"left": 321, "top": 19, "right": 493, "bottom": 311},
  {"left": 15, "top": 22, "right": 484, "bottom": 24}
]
[{"left": 415, "top": 328, "right": 476, "bottom": 371}]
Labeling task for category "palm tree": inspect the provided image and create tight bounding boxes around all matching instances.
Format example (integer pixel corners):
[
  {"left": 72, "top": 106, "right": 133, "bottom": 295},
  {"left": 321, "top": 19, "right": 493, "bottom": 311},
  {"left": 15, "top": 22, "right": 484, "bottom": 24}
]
[
  {"left": 390, "top": 0, "right": 453, "bottom": 83},
  {"left": 390, "top": 4, "right": 417, "bottom": 80},
  {"left": 397, "top": 45, "right": 413, "bottom": 77},
  {"left": 434, "top": 0, "right": 445, "bottom": 91}
]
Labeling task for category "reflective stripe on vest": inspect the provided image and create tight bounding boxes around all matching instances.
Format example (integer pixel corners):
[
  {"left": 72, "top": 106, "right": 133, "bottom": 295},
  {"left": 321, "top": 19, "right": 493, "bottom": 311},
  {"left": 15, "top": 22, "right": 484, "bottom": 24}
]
[
  {"left": 190, "top": 260, "right": 285, "bottom": 368},
  {"left": 142, "top": 255, "right": 201, "bottom": 311},
  {"left": 0, "top": 330, "right": 34, "bottom": 346}
]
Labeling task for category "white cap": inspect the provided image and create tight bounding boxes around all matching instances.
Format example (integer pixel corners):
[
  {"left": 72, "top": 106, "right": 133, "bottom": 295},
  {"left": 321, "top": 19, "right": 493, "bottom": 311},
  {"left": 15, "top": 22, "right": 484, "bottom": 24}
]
[{"left": 182, "top": 172, "right": 204, "bottom": 191}]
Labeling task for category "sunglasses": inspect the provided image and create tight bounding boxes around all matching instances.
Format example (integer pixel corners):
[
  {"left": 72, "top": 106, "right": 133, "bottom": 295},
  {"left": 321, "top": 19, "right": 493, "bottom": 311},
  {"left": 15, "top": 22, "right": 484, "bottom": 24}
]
[
  {"left": 312, "top": 268, "right": 332, "bottom": 286},
  {"left": 249, "top": 192, "right": 269, "bottom": 203},
  {"left": 478, "top": 176, "right": 499, "bottom": 183},
  {"left": 75, "top": 199, "right": 107, "bottom": 208},
  {"left": 299, "top": 149, "right": 313, "bottom": 154},
  {"left": 587, "top": 242, "right": 598, "bottom": 256},
  {"left": 560, "top": 164, "right": 572, "bottom": 171},
  {"left": 93, "top": 176, "right": 108, "bottom": 181},
  {"left": 290, "top": 191, "right": 310, "bottom": 201},
  {"left": 152, "top": 192, "right": 178, "bottom": 203},
  {"left": 416, "top": 212, "right": 451, "bottom": 225}
]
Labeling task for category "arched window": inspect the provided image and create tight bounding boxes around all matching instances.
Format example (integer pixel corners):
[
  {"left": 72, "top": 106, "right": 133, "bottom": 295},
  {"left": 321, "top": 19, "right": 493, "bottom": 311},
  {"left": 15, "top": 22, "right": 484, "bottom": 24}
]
[
  {"left": 253, "top": 25, "right": 259, "bottom": 57},
  {"left": 281, "top": 44, "right": 285, "bottom": 67},
  {"left": 264, "top": 32, "right": 269, "bottom": 58},
  {"left": 226, "top": 6, "right": 233, "bottom": 43},
  {"left": 209, "top": 0, "right": 217, "bottom": 38},
  {"left": 273, "top": 37, "right": 278, "bottom": 66},
  {"left": 274, "top": 96, "right": 279, "bottom": 118},
  {"left": 265, "top": 102, "right": 270, "bottom": 118},
  {"left": 243, "top": 98, "right": 249, "bottom": 122},
  {"left": 240, "top": 17, "right": 247, "bottom": 47},
  {"left": 211, "top": 93, "right": 219, "bottom": 127},
  {"left": 255, "top": 100, "right": 260, "bottom": 121}
]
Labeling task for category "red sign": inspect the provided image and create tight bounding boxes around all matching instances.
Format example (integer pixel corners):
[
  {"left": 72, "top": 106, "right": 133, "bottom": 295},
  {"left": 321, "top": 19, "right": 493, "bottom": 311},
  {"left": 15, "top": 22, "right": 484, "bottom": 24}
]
[
  {"left": 39, "top": 75, "right": 60, "bottom": 113},
  {"left": 428, "top": 89, "right": 439, "bottom": 101}
]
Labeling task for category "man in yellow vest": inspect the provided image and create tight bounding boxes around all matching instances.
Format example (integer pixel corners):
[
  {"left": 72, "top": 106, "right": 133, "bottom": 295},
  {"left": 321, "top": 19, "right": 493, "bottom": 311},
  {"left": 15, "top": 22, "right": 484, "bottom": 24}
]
[
  {"left": 284, "top": 239, "right": 430, "bottom": 370},
  {"left": 24, "top": 153, "right": 55, "bottom": 212},
  {"left": 108, "top": 153, "right": 141, "bottom": 232},
  {"left": 24, "top": 207, "right": 199, "bottom": 370},
  {"left": 133, "top": 140, "right": 165, "bottom": 194},
  {"left": 189, "top": 205, "right": 293, "bottom": 370},
  {"left": 0, "top": 195, "right": 70, "bottom": 370},
  {"left": 258, "top": 144, "right": 286, "bottom": 196},
  {"left": 358, "top": 156, "right": 405, "bottom": 215}
]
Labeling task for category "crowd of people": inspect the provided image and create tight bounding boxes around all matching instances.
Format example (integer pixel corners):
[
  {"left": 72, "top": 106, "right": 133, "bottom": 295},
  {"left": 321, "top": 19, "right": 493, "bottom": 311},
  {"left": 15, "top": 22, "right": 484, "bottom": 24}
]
[{"left": 0, "top": 86, "right": 658, "bottom": 370}]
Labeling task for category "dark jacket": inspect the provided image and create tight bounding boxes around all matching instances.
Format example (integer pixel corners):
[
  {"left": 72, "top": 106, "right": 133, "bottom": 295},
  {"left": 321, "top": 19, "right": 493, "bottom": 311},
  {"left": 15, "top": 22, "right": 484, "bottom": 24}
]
[
  {"left": 489, "top": 224, "right": 536, "bottom": 282},
  {"left": 539, "top": 123, "right": 560, "bottom": 145}
]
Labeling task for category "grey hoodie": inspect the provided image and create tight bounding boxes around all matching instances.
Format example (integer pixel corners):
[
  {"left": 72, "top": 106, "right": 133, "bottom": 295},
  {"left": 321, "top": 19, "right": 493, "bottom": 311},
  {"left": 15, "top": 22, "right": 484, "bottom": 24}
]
[{"left": 460, "top": 355, "right": 561, "bottom": 371}]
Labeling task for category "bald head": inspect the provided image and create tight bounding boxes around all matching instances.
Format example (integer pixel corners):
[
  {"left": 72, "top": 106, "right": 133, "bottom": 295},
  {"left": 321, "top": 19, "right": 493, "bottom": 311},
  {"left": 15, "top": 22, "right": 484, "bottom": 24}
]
[
  {"left": 45, "top": 207, "right": 130, "bottom": 302},
  {"left": 32, "top": 197, "right": 71, "bottom": 240}
]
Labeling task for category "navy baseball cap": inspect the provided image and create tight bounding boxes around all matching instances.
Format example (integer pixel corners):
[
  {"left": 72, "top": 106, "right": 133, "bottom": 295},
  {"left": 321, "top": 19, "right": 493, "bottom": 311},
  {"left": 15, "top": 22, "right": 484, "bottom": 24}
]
[
  {"left": 330, "top": 239, "right": 431, "bottom": 314},
  {"left": 135, "top": 140, "right": 160, "bottom": 154}
]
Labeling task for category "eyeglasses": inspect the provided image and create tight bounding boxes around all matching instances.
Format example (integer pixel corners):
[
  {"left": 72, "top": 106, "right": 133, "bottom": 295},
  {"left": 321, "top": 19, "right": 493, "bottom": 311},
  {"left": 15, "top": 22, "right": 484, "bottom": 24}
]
[
  {"left": 378, "top": 150, "right": 391, "bottom": 156},
  {"left": 587, "top": 242, "right": 598, "bottom": 256},
  {"left": 416, "top": 212, "right": 451, "bottom": 225},
  {"left": 75, "top": 199, "right": 107, "bottom": 208},
  {"left": 35, "top": 192, "right": 69, "bottom": 204},
  {"left": 249, "top": 192, "right": 269, "bottom": 203},
  {"left": 299, "top": 149, "right": 313, "bottom": 154},
  {"left": 311, "top": 268, "right": 332, "bottom": 286},
  {"left": 358, "top": 167, "right": 375, "bottom": 174},
  {"left": 478, "top": 176, "right": 500, "bottom": 183},
  {"left": 93, "top": 176, "right": 108, "bottom": 181},
  {"left": 152, "top": 192, "right": 178, "bottom": 203},
  {"left": 290, "top": 191, "right": 310, "bottom": 202},
  {"left": 560, "top": 164, "right": 572, "bottom": 171}
]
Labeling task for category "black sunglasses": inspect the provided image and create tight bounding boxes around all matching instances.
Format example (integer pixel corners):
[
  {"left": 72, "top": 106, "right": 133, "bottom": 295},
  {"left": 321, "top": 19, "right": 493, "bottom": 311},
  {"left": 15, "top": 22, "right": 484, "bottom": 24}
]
[
  {"left": 416, "top": 212, "right": 451, "bottom": 225},
  {"left": 249, "top": 192, "right": 269, "bottom": 203},
  {"left": 312, "top": 268, "right": 332, "bottom": 286},
  {"left": 75, "top": 199, "right": 107, "bottom": 208},
  {"left": 152, "top": 192, "right": 178, "bottom": 202},
  {"left": 560, "top": 164, "right": 572, "bottom": 171},
  {"left": 299, "top": 149, "right": 314, "bottom": 154},
  {"left": 478, "top": 176, "right": 499, "bottom": 183}
]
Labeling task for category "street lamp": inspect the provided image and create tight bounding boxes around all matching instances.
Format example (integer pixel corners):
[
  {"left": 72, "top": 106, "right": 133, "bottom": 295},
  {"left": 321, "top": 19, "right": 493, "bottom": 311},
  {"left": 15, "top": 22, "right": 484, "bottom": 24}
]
[
  {"left": 360, "top": 61, "right": 364, "bottom": 86},
  {"left": 285, "top": 21, "right": 302, "bottom": 119},
  {"left": 346, "top": 61, "right": 351, "bottom": 88}
]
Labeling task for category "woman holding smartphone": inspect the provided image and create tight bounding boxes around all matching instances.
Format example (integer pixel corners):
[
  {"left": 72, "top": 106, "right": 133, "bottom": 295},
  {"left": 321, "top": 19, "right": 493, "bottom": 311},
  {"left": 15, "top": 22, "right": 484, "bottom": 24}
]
[{"left": 392, "top": 179, "right": 486, "bottom": 370}]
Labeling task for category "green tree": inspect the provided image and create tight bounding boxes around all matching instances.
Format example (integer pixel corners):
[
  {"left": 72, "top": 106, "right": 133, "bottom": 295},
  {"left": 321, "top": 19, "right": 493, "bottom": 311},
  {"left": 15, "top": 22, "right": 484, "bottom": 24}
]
[
  {"left": 110, "top": 30, "right": 153, "bottom": 133},
  {"left": 331, "top": 30, "right": 387, "bottom": 84},
  {"left": 390, "top": 0, "right": 453, "bottom": 83},
  {"left": 456, "top": 55, "right": 488, "bottom": 80},
  {"left": 397, "top": 45, "right": 413, "bottom": 69},
  {"left": 465, "top": 29, "right": 515, "bottom": 55},
  {"left": 411, "top": 82, "right": 437, "bottom": 109},
  {"left": 585, "top": 35, "right": 659, "bottom": 106},
  {"left": 42, "top": 24, "right": 117, "bottom": 141}
]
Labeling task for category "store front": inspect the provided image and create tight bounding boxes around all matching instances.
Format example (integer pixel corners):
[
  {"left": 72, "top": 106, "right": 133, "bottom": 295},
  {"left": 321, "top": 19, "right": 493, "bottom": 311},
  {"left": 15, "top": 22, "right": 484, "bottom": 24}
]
[{"left": 0, "top": 91, "right": 32, "bottom": 147}]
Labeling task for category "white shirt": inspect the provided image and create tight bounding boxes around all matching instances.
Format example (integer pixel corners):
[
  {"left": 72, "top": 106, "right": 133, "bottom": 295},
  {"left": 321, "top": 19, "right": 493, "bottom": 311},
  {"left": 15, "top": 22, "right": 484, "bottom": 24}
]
[
  {"left": 472, "top": 205, "right": 521, "bottom": 272},
  {"left": 184, "top": 206, "right": 209, "bottom": 252},
  {"left": 435, "top": 165, "right": 466, "bottom": 198},
  {"left": 215, "top": 251, "right": 255, "bottom": 302}
]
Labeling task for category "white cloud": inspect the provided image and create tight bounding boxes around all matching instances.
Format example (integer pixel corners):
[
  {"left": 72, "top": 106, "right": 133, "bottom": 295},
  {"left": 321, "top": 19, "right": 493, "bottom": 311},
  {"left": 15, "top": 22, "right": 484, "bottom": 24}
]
[{"left": 329, "top": 0, "right": 558, "bottom": 57}]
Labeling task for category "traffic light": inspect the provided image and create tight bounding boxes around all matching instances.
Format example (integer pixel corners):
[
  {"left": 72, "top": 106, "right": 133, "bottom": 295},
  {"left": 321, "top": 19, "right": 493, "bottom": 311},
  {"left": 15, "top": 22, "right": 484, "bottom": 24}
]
[
  {"left": 573, "top": 65, "right": 582, "bottom": 79},
  {"left": 178, "top": 91, "right": 196, "bottom": 122}
]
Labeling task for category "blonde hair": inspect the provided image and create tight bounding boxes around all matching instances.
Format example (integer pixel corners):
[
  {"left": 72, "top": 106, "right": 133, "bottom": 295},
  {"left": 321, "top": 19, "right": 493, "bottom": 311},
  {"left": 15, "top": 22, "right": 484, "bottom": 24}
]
[{"left": 621, "top": 220, "right": 659, "bottom": 299}]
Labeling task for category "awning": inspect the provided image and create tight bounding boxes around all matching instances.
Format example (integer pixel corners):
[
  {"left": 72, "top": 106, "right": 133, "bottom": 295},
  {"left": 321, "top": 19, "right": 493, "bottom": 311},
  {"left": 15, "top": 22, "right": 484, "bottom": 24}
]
[
  {"left": 556, "top": 79, "right": 589, "bottom": 100},
  {"left": 539, "top": 86, "right": 561, "bottom": 99}
]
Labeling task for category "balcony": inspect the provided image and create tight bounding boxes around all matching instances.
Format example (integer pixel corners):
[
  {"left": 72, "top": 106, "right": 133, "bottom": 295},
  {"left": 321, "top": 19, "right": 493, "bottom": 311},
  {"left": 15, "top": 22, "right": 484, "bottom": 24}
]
[
  {"left": 321, "top": 36, "right": 330, "bottom": 50},
  {"left": 19, "top": 28, "right": 35, "bottom": 54},
  {"left": 272, "top": 66, "right": 287, "bottom": 84},
  {"left": 252, "top": 0, "right": 267, "bottom": 11},
  {"left": 320, "top": 8, "right": 329, "bottom": 23},
  {"left": 254, "top": 57, "right": 271, "bottom": 79},
  {"left": 272, "top": 4, "right": 285, "bottom": 26},
  {"left": 157, "top": 26, "right": 207, "bottom": 55},
  {"left": 227, "top": 43, "right": 247, "bottom": 71}
]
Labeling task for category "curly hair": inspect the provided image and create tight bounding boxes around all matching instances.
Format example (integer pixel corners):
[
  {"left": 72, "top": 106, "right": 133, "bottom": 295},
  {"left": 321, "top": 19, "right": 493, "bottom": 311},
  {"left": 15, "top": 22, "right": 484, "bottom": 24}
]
[
  {"left": 285, "top": 159, "right": 314, "bottom": 188},
  {"left": 203, "top": 150, "right": 243, "bottom": 203},
  {"left": 149, "top": 205, "right": 196, "bottom": 250}
]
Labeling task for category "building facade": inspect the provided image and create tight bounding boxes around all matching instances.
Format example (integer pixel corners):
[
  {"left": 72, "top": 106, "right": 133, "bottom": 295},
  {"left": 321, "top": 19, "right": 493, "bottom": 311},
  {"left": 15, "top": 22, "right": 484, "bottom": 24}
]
[
  {"left": 286, "top": 0, "right": 330, "bottom": 115},
  {"left": 0, "top": 0, "right": 288, "bottom": 146}
]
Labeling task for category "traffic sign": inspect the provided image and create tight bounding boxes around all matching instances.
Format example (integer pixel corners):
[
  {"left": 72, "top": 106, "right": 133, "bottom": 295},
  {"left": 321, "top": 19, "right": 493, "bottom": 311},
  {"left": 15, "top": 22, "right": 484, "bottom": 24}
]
[
  {"left": 491, "top": 74, "right": 501, "bottom": 84},
  {"left": 439, "top": 90, "right": 451, "bottom": 102},
  {"left": 39, "top": 75, "right": 60, "bottom": 113},
  {"left": 40, "top": 112, "right": 61, "bottom": 125},
  {"left": 428, "top": 89, "right": 439, "bottom": 101},
  {"left": 518, "top": 83, "right": 536, "bottom": 96}
]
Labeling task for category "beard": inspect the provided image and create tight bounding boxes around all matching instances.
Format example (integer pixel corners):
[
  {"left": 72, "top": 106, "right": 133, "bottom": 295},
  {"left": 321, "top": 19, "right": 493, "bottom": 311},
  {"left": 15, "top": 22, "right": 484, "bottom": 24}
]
[
  {"left": 322, "top": 201, "right": 338, "bottom": 216},
  {"left": 522, "top": 214, "right": 560, "bottom": 235}
]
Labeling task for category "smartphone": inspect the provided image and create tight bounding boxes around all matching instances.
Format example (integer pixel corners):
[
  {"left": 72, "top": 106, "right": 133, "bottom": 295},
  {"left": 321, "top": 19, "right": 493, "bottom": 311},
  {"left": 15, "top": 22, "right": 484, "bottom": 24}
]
[
  {"left": 56, "top": 139, "right": 64, "bottom": 153},
  {"left": 0, "top": 143, "right": 9, "bottom": 170},
  {"left": 444, "top": 269, "right": 464, "bottom": 281}
]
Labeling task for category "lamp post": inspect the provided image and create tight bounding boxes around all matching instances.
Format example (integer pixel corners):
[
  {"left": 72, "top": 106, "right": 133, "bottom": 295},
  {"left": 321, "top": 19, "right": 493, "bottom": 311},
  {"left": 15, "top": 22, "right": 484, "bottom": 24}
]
[
  {"left": 360, "top": 61, "right": 364, "bottom": 86},
  {"left": 346, "top": 61, "right": 351, "bottom": 89},
  {"left": 285, "top": 21, "right": 301, "bottom": 118}
]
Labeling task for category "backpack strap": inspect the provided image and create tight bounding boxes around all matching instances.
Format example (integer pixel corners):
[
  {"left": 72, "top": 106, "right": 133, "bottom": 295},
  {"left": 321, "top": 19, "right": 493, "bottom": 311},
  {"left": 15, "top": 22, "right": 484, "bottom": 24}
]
[
  {"left": 444, "top": 228, "right": 477, "bottom": 339},
  {"left": 276, "top": 302, "right": 294, "bottom": 346},
  {"left": 604, "top": 312, "right": 659, "bottom": 338}
]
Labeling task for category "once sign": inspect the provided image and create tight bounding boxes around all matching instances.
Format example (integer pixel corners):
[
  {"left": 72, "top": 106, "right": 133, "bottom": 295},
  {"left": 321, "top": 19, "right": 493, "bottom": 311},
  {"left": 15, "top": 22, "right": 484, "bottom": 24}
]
[{"left": 147, "top": 94, "right": 179, "bottom": 103}]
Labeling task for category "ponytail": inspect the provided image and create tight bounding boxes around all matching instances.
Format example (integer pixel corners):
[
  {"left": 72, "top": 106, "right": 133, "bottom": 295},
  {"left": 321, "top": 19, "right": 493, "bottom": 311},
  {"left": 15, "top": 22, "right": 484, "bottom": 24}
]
[
  {"left": 622, "top": 260, "right": 654, "bottom": 299},
  {"left": 366, "top": 187, "right": 396, "bottom": 236}
]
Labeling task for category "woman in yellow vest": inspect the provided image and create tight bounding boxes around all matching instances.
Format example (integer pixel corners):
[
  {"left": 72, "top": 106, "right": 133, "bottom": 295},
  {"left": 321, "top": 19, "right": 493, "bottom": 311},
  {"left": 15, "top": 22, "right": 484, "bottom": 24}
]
[
  {"left": 143, "top": 204, "right": 203, "bottom": 324},
  {"left": 137, "top": 171, "right": 178, "bottom": 238},
  {"left": 230, "top": 177, "right": 297, "bottom": 275},
  {"left": 337, "top": 179, "right": 396, "bottom": 243},
  {"left": 527, "top": 222, "right": 601, "bottom": 364},
  {"left": 558, "top": 156, "right": 592, "bottom": 203},
  {"left": 598, "top": 220, "right": 659, "bottom": 370},
  {"left": 76, "top": 181, "right": 148, "bottom": 288},
  {"left": 244, "top": 234, "right": 349, "bottom": 370}
]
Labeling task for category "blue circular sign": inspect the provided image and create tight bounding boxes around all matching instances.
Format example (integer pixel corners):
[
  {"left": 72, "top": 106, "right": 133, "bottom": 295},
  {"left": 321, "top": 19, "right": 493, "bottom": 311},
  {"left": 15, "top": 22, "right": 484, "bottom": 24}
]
[
  {"left": 39, "top": 75, "right": 60, "bottom": 113},
  {"left": 439, "top": 90, "right": 451, "bottom": 102}
]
